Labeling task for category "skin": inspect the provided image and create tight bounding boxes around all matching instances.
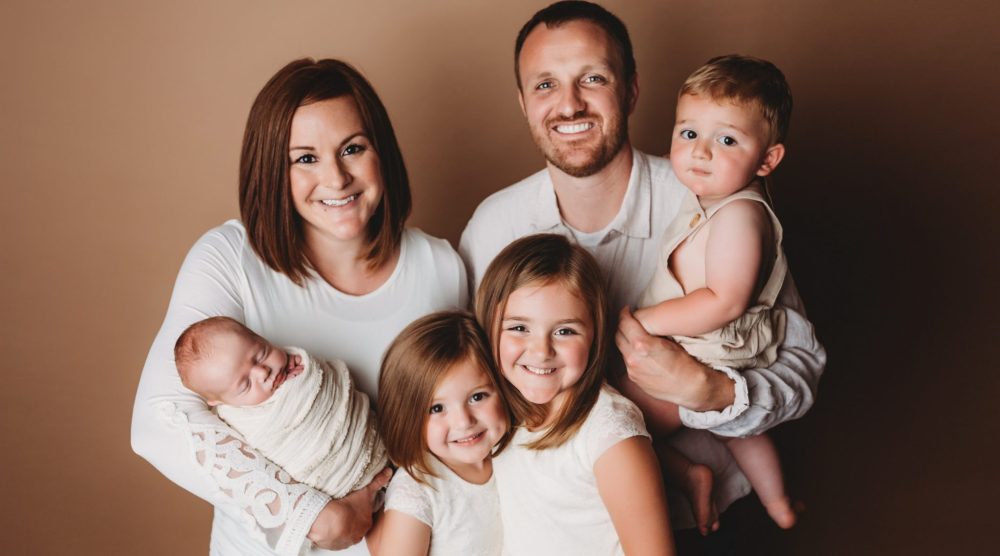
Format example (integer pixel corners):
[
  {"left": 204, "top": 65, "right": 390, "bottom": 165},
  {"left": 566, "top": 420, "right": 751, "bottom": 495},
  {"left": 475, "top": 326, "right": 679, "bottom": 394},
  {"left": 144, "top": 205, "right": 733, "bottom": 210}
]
[
  {"left": 498, "top": 281, "right": 593, "bottom": 426},
  {"left": 371, "top": 360, "right": 508, "bottom": 556}
]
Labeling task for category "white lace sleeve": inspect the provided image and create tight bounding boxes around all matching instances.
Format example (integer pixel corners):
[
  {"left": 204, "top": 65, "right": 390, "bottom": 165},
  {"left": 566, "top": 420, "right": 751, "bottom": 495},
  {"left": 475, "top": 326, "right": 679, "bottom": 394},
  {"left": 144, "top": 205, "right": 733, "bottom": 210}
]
[
  {"left": 130, "top": 224, "right": 330, "bottom": 555},
  {"left": 384, "top": 469, "right": 433, "bottom": 527},
  {"left": 584, "top": 386, "right": 651, "bottom": 467}
]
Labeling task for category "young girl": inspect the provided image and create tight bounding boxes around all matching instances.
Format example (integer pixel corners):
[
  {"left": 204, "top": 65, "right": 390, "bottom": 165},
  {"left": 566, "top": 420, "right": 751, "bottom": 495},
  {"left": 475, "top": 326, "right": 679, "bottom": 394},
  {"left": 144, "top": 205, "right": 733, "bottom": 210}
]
[
  {"left": 371, "top": 311, "right": 511, "bottom": 556},
  {"left": 475, "top": 234, "right": 675, "bottom": 556}
]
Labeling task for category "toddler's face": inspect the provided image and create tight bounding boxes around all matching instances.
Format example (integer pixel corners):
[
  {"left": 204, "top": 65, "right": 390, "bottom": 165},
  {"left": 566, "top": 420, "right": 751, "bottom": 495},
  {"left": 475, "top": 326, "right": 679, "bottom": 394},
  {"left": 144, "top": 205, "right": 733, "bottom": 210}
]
[
  {"left": 497, "top": 281, "right": 593, "bottom": 417},
  {"left": 424, "top": 358, "right": 507, "bottom": 474},
  {"left": 669, "top": 93, "right": 781, "bottom": 202},
  {"left": 188, "top": 329, "right": 301, "bottom": 407}
]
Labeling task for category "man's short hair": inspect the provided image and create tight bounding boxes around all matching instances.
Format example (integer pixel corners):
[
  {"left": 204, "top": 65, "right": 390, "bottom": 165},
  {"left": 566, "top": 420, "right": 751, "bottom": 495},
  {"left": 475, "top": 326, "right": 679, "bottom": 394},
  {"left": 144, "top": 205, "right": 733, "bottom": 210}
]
[
  {"left": 514, "top": 1, "right": 636, "bottom": 90},
  {"left": 680, "top": 54, "right": 793, "bottom": 144}
]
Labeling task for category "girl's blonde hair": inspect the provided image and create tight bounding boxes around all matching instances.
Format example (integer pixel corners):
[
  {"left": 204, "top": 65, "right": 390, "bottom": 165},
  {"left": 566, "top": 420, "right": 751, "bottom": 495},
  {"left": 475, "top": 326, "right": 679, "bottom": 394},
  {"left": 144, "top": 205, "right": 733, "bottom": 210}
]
[
  {"left": 475, "top": 234, "right": 609, "bottom": 450},
  {"left": 377, "top": 311, "right": 511, "bottom": 484}
]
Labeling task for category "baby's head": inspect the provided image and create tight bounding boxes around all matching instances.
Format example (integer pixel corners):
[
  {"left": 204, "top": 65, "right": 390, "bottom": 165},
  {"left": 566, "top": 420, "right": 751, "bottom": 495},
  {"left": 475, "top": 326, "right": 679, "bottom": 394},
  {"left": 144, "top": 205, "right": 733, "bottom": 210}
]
[
  {"left": 174, "top": 317, "right": 301, "bottom": 407},
  {"left": 378, "top": 311, "right": 510, "bottom": 483},
  {"left": 670, "top": 54, "right": 792, "bottom": 200}
]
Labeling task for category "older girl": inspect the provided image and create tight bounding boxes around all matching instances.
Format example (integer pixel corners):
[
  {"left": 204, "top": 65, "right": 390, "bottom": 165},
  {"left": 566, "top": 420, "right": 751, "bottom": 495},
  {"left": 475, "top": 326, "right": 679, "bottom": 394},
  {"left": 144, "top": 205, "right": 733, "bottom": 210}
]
[{"left": 131, "top": 59, "right": 467, "bottom": 555}]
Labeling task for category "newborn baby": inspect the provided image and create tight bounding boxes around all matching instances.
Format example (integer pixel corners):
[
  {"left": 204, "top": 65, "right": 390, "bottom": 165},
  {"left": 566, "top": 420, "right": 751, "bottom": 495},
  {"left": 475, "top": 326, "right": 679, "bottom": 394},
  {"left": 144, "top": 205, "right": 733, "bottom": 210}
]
[{"left": 174, "top": 316, "right": 386, "bottom": 498}]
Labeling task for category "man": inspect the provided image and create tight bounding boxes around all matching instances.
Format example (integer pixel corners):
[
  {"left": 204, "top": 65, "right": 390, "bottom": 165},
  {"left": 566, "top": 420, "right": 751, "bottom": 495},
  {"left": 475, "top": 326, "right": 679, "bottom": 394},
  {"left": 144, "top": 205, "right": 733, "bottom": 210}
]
[{"left": 460, "top": 0, "right": 825, "bottom": 551}]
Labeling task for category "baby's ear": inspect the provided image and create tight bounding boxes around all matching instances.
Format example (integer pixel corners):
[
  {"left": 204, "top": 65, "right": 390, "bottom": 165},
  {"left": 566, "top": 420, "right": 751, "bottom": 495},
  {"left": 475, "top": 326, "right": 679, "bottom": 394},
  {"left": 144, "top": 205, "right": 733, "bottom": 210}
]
[{"left": 756, "top": 143, "right": 786, "bottom": 177}]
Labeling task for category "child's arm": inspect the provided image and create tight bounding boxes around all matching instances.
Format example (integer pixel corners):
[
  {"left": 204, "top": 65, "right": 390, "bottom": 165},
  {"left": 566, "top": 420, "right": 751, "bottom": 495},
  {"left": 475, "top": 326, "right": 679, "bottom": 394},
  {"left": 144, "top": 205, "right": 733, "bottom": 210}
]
[
  {"left": 367, "top": 510, "right": 431, "bottom": 556},
  {"left": 595, "top": 436, "right": 675, "bottom": 556},
  {"left": 635, "top": 199, "right": 772, "bottom": 337}
]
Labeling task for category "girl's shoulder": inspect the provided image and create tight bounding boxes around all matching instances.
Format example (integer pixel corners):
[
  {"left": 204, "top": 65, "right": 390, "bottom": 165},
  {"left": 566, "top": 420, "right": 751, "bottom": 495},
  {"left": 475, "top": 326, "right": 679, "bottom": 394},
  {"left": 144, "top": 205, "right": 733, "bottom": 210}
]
[
  {"left": 577, "top": 385, "right": 650, "bottom": 464},
  {"left": 385, "top": 468, "right": 434, "bottom": 526}
]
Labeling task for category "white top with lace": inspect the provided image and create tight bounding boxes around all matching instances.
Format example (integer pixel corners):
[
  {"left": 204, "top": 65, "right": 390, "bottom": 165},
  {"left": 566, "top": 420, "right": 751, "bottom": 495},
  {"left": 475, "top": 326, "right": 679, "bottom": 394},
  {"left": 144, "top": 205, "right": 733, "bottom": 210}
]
[
  {"left": 131, "top": 221, "right": 467, "bottom": 555},
  {"left": 493, "top": 385, "right": 649, "bottom": 556},
  {"left": 385, "top": 457, "right": 502, "bottom": 556}
]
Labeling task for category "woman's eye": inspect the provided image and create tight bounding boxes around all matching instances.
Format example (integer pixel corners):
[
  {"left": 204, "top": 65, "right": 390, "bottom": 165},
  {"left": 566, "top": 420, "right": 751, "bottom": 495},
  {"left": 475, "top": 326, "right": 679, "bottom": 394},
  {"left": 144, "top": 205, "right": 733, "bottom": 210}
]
[
  {"left": 342, "top": 143, "right": 365, "bottom": 156},
  {"left": 429, "top": 404, "right": 443, "bottom": 415},
  {"left": 679, "top": 129, "right": 697, "bottom": 140},
  {"left": 293, "top": 153, "right": 317, "bottom": 164},
  {"left": 718, "top": 136, "right": 737, "bottom": 146}
]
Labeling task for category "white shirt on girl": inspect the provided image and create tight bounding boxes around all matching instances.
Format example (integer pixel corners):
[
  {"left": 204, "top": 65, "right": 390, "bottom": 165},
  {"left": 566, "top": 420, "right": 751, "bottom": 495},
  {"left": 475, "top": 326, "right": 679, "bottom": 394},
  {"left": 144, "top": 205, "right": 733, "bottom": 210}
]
[{"left": 493, "top": 385, "right": 648, "bottom": 556}]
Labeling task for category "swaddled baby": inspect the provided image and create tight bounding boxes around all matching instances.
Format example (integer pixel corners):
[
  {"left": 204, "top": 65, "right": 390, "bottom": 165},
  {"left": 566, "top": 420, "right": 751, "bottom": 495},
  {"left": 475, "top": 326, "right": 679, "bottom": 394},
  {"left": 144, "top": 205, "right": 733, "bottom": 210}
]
[{"left": 174, "top": 316, "right": 386, "bottom": 498}]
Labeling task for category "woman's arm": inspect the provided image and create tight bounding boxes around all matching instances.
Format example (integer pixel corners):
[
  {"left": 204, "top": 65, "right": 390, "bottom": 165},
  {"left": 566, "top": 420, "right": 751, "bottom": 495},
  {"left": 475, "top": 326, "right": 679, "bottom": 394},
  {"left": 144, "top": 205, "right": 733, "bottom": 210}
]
[
  {"left": 130, "top": 224, "right": 370, "bottom": 554},
  {"left": 595, "top": 437, "right": 675, "bottom": 556}
]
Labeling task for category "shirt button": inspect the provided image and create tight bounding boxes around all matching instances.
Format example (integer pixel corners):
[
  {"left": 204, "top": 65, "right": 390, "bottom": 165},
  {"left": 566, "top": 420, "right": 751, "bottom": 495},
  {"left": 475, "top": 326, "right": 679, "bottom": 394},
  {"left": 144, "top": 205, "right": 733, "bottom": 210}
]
[{"left": 689, "top": 213, "right": 701, "bottom": 228}]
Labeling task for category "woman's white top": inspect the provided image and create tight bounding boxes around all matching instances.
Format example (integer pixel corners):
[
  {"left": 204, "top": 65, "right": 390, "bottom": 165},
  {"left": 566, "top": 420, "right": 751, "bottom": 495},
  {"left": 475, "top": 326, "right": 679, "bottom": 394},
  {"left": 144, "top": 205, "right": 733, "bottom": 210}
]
[
  {"left": 384, "top": 457, "right": 502, "bottom": 556},
  {"left": 493, "top": 386, "right": 650, "bottom": 556},
  {"left": 131, "top": 220, "right": 467, "bottom": 555}
]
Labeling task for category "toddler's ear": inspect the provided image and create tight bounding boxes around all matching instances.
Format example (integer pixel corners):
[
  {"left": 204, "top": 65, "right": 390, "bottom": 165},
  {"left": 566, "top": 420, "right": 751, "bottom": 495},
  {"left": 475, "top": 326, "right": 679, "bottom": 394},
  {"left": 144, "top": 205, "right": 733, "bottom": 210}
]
[{"left": 756, "top": 143, "right": 786, "bottom": 177}]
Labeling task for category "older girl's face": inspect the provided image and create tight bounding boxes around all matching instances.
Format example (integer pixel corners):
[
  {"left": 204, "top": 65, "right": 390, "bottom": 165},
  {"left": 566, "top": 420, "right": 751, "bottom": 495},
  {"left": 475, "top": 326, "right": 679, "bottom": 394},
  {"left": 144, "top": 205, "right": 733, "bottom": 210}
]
[{"left": 288, "top": 96, "right": 384, "bottom": 249}]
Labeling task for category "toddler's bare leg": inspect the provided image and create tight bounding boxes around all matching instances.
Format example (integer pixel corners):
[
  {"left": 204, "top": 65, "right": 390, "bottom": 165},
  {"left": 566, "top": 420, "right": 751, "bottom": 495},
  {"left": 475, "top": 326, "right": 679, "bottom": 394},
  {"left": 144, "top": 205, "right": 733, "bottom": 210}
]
[
  {"left": 655, "top": 441, "right": 719, "bottom": 536},
  {"left": 722, "top": 434, "right": 796, "bottom": 528}
]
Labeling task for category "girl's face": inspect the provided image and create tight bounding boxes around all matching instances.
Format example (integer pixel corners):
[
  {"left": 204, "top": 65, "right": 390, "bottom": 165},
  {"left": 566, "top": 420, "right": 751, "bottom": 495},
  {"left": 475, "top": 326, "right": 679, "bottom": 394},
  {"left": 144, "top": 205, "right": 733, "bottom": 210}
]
[
  {"left": 424, "top": 358, "right": 507, "bottom": 475},
  {"left": 498, "top": 281, "right": 593, "bottom": 417},
  {"left": 288, "top": 96, "right": 385, "bottom": 250}
]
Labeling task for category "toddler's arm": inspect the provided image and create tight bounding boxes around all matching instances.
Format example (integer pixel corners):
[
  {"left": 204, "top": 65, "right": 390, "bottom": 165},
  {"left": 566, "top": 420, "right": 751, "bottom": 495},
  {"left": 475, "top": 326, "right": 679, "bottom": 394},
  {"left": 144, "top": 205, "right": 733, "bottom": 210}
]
[
  {"left": 635, "top": 199, "right": 771, "bottom": 337},
  {"left": 368, "top": 510, "right": 431, "bottom": 556},
  {"left": 595, "top": 437, "right": 675, "bottom": 555}
]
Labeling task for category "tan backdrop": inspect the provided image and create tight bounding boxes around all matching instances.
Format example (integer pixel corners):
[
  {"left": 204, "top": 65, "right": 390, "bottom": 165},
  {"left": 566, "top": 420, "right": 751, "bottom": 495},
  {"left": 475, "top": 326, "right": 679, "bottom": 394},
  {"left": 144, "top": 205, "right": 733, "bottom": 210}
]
[{"left": 2, "top": 0, "right": 998, "bottom": 554}]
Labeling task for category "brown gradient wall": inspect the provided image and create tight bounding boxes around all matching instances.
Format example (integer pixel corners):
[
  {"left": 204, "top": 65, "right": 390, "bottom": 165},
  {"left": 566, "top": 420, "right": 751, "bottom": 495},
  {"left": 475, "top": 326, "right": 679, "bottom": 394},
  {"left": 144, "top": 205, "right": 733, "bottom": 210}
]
[{"left": 2, "top": 1, "right": 997, "bottom": 554}]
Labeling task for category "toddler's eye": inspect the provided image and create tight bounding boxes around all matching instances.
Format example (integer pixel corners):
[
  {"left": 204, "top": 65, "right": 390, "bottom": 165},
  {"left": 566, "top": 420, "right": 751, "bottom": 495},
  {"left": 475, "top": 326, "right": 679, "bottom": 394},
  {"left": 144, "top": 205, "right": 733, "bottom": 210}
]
[
  {"left": 470, "top": 392, "right": 489, "bottom": 403},
  {"left": 293, "top": 153, "right": 317, "bottom": 164},
  {"left": 429, "top": 404, "right": 444, "bottom": 415},
  {"left": 718, "top": 136, "right": 737, "bottom": 146},
  {"left": 680, "top": 129, "right": 697, "bottom": 140}
]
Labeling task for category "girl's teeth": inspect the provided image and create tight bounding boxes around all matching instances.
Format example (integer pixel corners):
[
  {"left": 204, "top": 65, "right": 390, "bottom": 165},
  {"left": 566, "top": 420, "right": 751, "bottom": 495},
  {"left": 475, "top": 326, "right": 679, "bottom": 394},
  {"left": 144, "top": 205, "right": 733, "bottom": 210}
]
[
  {"left": 524, "top": 365, "right": 555, "bottom": 375},
  {"left": 321, "top": 194, "right": 357, "bottom": 207}
]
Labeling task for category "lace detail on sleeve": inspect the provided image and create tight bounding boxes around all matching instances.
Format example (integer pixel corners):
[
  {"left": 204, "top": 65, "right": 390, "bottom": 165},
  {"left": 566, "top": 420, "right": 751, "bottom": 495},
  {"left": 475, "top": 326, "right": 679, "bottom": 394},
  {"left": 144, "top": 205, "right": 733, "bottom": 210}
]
[
  {"left": 162, "top": 403, "right": 331, "bottom": 556},
  {"left": 585, "top": 387, "right": 651, "bottom": 467},
  {"left": 384, "top": 470, "right": 433, "bottom": 527}
]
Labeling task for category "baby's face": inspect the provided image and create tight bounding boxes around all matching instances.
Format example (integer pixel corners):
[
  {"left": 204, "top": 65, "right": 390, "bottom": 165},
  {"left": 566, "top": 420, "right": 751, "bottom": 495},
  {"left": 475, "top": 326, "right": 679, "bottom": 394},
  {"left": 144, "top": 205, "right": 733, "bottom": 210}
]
[
  {"left": 669, "top": 93, "right": 781, "bottom": 201},
  {"left": 188, "top": 329, "right": 301, "bottom": 407}
]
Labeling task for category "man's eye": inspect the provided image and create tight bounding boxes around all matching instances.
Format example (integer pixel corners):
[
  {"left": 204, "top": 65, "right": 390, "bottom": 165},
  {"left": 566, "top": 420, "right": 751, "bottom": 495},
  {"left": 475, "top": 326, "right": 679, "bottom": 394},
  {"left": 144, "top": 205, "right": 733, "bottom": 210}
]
[
  {"left": 583, "top": 75, "right": 606, "bottom": 84},
  {"left": 536, "top": 81, "right": 553, "bottom": 90},
  {"left": 718, "top": 136, "right": 737, "bottom": 146},
  {"left": 429, "top": 404, "right": 444, "bottom": 414},
  {"left": 342, "top": 143, "right": 365, "bottom": 156},
  {"left": 680, "top": 130, "right": 697, "bottom": 140},
  {"left": 293, "top": 153, "right": 317, "bottom": 164}
]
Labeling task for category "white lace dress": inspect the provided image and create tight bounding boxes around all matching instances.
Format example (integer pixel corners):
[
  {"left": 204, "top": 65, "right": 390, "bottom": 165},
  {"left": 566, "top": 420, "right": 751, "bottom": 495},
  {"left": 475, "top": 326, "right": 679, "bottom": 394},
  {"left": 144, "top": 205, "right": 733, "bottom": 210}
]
[
  {"left": 384, "top": 457, "right": 502, "bottom": 556},
  {"left": 131, "top": 221, "right": 467, "bottom": 555},
  {"left": 493, "top": 385, "right": 650, "bottom": 556}
]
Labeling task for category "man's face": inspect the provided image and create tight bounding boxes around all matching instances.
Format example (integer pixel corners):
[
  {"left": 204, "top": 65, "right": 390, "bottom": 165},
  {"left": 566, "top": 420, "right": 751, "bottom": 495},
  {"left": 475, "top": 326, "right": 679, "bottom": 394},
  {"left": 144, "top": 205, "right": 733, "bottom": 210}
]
[{"left": 517, "top": 19, "right": 635, "bottom": 178}]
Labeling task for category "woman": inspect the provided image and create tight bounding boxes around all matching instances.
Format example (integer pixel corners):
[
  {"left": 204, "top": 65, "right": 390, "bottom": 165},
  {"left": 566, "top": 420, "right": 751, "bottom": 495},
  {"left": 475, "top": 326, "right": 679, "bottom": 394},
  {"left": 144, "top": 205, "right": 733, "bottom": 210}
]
[{"left": 131, "top": 59, "right": 468, "bottom": 555}]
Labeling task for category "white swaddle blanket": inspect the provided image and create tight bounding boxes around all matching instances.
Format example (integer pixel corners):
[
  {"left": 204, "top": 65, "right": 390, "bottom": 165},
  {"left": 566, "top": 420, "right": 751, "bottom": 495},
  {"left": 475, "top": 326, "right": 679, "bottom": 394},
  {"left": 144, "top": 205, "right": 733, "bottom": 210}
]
[{"left": 217, "top": 347, "right": 387, "bottom": 498}]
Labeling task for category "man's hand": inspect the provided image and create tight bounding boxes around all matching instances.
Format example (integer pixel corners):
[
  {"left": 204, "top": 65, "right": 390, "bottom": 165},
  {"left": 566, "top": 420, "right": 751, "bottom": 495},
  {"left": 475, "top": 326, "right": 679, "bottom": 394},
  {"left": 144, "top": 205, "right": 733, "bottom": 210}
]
[
  {"left": 307, "top": 467, "right": 392, "bottom": 550},
  {"left": 616, "top": 307, "right": 735, "bottom": 412}
]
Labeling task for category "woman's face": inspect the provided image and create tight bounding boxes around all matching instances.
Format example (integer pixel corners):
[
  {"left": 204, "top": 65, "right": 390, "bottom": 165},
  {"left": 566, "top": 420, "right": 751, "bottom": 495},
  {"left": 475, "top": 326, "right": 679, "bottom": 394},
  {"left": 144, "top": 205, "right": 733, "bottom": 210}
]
[{"left": 288, "top": 96, "right": 384, "bottom": 250}]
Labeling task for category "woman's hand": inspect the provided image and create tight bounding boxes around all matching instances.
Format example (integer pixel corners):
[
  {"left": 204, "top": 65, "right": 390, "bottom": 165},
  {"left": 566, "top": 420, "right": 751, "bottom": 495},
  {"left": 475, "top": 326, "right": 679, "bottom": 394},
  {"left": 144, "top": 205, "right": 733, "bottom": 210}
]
[{"left": 307, "top": 468, "right": 392, "bottom": 550}]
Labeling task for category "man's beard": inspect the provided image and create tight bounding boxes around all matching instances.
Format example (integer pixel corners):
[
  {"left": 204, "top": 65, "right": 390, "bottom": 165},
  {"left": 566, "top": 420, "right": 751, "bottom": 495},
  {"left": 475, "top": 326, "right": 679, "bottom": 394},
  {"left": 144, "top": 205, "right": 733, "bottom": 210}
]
[{"left": 533, "top": 110, "right": 629, "bottom": 178}]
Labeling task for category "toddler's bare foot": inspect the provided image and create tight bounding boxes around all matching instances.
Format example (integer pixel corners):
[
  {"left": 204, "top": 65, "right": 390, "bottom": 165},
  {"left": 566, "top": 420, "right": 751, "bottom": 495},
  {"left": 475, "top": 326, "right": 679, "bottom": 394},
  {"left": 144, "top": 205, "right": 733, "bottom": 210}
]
[
  {"left": 763, "top": 496, "right": 798, "bottom": 529},
  {"left": 682, "top": 463, "right": 719, "bottom": 535}
]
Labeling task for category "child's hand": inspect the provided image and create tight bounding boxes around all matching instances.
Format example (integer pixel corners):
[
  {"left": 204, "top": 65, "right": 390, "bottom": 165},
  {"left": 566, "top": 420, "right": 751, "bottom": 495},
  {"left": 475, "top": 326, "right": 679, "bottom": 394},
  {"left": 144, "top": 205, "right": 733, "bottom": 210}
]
[{"left": 286, "top": 353, "right": 305, "bottom": 378}]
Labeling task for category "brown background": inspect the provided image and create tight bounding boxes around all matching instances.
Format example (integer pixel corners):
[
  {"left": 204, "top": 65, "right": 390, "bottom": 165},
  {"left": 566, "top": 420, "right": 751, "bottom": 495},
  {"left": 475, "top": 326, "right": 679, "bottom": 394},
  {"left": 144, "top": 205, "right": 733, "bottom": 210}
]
[{"left": 2, "top": 0, "right": 998, "bottom": 554}]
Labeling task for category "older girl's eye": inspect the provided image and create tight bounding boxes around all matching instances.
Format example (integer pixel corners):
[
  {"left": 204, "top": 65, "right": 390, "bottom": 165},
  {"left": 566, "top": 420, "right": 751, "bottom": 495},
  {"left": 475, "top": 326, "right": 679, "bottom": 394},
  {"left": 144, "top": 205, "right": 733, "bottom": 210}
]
[
  {"left": 680, "top": 129, "right": 697, "bottom": 140},
  {"left": 293, "top": 153, "right": 317, "bottom": 164},
  {"left": 718, "top": 136, "right": 737, "bottom": 146},
  {"left": 555, "top": 327, "right": 577, "bottom": 336},
  {"left": 342, "top": 143, "right": 365, "bottom": 156},
  {"left": 429, "top": 403, "right": 444, "bottom": 415}
]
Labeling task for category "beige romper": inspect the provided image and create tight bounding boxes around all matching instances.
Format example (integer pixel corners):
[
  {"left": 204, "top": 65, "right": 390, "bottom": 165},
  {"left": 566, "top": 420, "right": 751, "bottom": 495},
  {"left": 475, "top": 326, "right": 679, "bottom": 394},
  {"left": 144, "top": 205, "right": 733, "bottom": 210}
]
[{"left": 638, "top": 186, "right": 787, "bottom": 369}]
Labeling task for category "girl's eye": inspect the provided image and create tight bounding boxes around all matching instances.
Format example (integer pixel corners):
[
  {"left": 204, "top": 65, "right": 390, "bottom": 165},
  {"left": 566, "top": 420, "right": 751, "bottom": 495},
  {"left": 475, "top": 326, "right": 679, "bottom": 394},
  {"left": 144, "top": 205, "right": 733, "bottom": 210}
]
[
  {"left": 429, "top": 404, "right": 444, "bottom": 415},
  {"left": 680, "top": 129, "right": 697, "bottom": 140},
  {"left": 555, "top": 327, "right": 577, "bottom": 336},
  {"left": 470, "top": 392, "right": 489, "bottom": 403},
  {"left": 293, "top": 153, "right": 317, "bottom": 164},
  {"left": 718, "top": 136, "right": 737, "bottom": 146},
  {"left": 342, "top": 143, "right": 365, "bottom": 156}
]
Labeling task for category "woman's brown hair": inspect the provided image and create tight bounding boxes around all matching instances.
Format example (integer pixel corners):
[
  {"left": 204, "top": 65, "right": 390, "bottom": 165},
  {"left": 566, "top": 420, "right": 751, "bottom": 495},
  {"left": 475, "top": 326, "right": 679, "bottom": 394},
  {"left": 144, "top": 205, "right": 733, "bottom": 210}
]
[
  {"left": 377, "top": 311, "right": 512, "bottom": 484},
  {"left": 474, "top": 234, "right": 609, "bottom": 450},
  {"left": 239, "top": 58, "right": 411, "bottom": 285}
]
